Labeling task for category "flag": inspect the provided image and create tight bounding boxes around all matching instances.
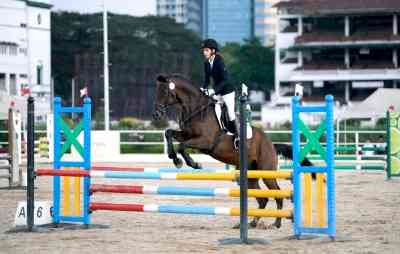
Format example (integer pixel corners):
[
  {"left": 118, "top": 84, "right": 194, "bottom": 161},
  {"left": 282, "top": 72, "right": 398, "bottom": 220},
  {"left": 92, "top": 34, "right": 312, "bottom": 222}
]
[
  {"left": 80, "top": 87, "right": 88, "bottom": 97},
  {"left": 295, "top": 83, "right": 304, "bottom": 98},
  {"left": 20, "top": 87, "right": 31, "bottom": 96}
]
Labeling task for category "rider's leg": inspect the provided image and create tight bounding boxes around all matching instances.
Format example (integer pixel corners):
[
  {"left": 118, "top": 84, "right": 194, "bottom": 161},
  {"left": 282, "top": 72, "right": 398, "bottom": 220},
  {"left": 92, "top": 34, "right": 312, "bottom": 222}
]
[{"left": 222, "top": 92, "right": 239, "bottom": 149}]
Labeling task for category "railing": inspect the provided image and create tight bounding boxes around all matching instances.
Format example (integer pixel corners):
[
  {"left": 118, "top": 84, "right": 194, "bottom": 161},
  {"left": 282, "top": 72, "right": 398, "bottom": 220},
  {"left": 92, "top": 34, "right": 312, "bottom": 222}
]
[
  {"left": 0, "top": 130, "right": 7, "bottom": 146},
  {"left": 0, "top": 129, "right": 387, "bottom": 156},
  {"left": 118, "top": 130, "right": 387, "bottom": 156}
]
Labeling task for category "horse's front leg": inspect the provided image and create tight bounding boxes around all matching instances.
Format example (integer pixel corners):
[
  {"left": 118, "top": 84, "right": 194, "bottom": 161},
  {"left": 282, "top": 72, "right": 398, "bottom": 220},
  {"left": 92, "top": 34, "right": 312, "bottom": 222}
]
[
  {"left": 165, "top": 129, "right": 186, "bottom": 168},
  {"left": 178, "top": 136, "right": 212, "bottom": 169},
  {"left": 177, "top": 143, "right": 202, "bottom": 169}
]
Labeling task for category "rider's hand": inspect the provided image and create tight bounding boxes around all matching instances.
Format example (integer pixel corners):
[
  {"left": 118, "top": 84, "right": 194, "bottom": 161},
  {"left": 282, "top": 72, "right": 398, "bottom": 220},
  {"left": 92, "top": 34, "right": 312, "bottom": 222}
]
[{"left": 200, "top": 87, "right": 209, "bottom": 95}]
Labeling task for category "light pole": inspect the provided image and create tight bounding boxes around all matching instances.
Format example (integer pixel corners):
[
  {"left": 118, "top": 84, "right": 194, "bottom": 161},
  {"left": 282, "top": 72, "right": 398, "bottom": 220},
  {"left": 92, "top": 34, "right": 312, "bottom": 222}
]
[
  {"left": 103, "top": 0, "right": 110, "bottom": 130},
  {"left": 25, "top": 3, "right": 32, "bottom": 93}
]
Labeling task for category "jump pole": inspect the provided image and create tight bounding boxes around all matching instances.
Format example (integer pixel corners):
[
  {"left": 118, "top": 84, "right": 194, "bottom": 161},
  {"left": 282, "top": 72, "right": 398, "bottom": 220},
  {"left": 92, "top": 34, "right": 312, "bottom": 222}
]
[
  {"left": 27, "top": 96, "right": 35, "bottom": 231},
  {"left": 221, "top": 84, "right": 259, "bottom": 245},
  {"left": 239, "top": 84, "right": 249, "bottom": 244}
]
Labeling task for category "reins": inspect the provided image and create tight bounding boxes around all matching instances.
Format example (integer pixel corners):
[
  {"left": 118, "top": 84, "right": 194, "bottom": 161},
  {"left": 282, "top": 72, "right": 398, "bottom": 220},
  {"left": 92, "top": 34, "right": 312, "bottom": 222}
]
[{"left": 180, "top": 97, "right": 215, "bottom": 125}]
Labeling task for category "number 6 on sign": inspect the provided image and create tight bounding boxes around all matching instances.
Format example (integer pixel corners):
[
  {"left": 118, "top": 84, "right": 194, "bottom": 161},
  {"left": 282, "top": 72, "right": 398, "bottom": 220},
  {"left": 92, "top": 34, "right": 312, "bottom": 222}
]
[{"left": 14, "top": 201, "right": 53, "bottom": 226}]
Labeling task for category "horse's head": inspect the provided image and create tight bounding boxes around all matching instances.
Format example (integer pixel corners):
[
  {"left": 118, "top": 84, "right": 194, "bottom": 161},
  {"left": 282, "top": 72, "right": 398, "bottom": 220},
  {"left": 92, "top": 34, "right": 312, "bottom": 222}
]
[{"left": 153, "top": 74, "right": 203, "bottom": 120}]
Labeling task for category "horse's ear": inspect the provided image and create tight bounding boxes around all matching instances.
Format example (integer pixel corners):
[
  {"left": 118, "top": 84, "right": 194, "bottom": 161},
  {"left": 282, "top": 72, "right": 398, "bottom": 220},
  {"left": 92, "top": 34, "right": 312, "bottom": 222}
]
[{"left": 157, "top": 75, "right": 168, "bottom": 84}]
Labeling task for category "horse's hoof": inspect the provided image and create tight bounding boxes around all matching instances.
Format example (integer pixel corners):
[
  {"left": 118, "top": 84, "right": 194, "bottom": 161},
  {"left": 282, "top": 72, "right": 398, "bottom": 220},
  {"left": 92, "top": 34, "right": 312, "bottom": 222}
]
[
  {"left": 173, "top": 158, "right": 183, "bottom": 168},
  {"left": 232, "top": 223, "right": 240, "bottom": 229},
  {"left": 249, "top": 220, "right": 258, "bottom": 228},
  {"left": 262, "top": 222, "right": 281, "bottom": 230},
  {"left": 193, "top": 163, "right": 202, "bottom": 169}
]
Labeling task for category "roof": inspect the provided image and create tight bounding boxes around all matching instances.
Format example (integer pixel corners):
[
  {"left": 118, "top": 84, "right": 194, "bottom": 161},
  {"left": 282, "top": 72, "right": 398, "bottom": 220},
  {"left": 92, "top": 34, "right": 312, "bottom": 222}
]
[
  {"left": 275, "top": 0, "right": 400, "bottom": 15},
  {"left": 338, "top": 88, "right": 400, "bottom": 119},
  {"left": 15, "top": 1, "right": 52, "bottom": 9},
  {"left": 295, "top": 32, "right": 400, "bottom": 45},
  {"left": 0, "top": 41, "right": 18, "bottom": 46}
]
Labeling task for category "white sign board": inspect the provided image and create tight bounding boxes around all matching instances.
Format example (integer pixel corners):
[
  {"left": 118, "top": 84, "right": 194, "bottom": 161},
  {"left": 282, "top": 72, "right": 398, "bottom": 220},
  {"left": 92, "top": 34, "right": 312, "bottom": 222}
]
[
  {"left": 353, "top": 81, "right": 383, "bottom": 88},
  {"left": 67, "top": 131, "right": 120, "bottom": 163},
  {"left": 91, "top": 131, "right": 120, "bottom": 162},
  {"left": 14, "top": 201, "right": 53, "bottom": 226}
]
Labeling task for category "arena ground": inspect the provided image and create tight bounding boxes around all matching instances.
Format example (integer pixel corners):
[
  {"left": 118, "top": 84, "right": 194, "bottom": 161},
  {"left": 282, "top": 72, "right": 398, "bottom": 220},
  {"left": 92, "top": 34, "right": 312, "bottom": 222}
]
[{"left": 0, "top": 162, "right": 399, "bottom": 254}]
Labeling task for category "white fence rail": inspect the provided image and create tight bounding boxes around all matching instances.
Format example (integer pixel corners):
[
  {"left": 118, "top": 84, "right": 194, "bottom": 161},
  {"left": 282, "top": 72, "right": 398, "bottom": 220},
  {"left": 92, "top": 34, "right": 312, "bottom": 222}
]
[{"left": 0, "top": 129, "right": 387, "bottom": 158}]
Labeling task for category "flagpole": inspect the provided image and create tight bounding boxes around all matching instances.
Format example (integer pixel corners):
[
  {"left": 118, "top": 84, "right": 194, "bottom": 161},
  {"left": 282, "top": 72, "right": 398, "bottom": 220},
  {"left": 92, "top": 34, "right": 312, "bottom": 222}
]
[
  {"left": 71, "top": 78, "right": 75, "bottom": 119},
  {"left": 103, "top": 0, "right": 110, "bottom": 131}
]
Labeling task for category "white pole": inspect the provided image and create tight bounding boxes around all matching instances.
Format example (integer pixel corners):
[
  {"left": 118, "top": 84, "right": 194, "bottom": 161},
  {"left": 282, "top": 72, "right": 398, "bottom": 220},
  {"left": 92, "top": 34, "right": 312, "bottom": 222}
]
[
  {"left": 50, "top": 77, "right": 54, "bottom": 112},
  {"left": 71, "top": 78, "right": 75, "bottom": 119},
  {"left": 71, "top": 78, "right": 75, "bottom": 107},
  {"left": 25, "top": 3, "right": 32, "bottom": 92},
  {"left": 103, "top": 0, "right": 110, "bottom": 130},
  {"left": 336, "top": 119, "right": 340, "bottom": 155}
]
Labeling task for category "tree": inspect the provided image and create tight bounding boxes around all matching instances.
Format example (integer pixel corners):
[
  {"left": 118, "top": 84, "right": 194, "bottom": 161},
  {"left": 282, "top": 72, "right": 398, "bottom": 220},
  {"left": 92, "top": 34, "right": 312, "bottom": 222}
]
[
  {"left": 51, "top": 12, "right": 203, "bottom": 120},
  {"left": 221, "top": 38, "right": 275, "bottom": 93}
]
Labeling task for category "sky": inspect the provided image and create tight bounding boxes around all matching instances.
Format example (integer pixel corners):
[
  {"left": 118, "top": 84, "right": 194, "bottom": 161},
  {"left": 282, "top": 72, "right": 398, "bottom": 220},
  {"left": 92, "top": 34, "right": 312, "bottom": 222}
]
[{"left": 51, "top": 0, "right": 156, "bottom": 16}]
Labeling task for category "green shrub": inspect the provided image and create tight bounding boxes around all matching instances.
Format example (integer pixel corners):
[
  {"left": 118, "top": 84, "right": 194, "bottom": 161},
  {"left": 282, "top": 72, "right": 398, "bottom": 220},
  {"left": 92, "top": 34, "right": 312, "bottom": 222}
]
[
  {"left": 150, "top": 118, "right": 169, "bottom": 129},
  {"left": 119, "top": 117, "right": 145, "bottom": 130}
]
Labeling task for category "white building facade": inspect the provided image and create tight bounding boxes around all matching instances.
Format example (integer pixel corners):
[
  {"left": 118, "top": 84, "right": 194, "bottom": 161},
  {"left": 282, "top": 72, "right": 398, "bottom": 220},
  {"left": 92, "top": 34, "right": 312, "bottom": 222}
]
[
  {"left": 273, "top": 0, "right": 400, "bottom": 106},
  {"left": 156, "top": 0, "right": 203, "bottom": 36},
  {"left": 0, "top": 0, "right": 51, "bottom": 118},
  {"left": 254, "top": 0, "right": 279, "bottom": 46}
]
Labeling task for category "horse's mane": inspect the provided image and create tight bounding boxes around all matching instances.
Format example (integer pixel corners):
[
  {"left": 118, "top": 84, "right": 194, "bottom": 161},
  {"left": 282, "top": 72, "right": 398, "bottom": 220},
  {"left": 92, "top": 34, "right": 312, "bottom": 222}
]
[
  {"left": 168, "top": 73, "right": 192, "bottom": 82},
  {"left": 167, "top": 74, "right": 213, "bottom": 107}
]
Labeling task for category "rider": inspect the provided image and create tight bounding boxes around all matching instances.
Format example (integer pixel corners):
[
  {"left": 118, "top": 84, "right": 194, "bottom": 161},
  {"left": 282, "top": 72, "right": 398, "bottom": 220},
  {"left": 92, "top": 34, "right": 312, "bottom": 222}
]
[{"left": 201, "top": 38, "right": 239, "bottom": 149}]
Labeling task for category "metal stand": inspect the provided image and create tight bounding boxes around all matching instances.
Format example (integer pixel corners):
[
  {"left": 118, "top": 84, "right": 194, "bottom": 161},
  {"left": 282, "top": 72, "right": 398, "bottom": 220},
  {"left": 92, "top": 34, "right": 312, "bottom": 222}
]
[{"left": 220, "top": 84, "right": 269, "bottom": 245}]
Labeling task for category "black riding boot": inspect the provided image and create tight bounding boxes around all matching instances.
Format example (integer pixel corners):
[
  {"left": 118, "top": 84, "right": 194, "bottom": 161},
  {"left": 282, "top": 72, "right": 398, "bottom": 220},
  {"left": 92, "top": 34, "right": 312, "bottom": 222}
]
[{"left": 228, "top": 120, "right": 240, "bottom": 150}]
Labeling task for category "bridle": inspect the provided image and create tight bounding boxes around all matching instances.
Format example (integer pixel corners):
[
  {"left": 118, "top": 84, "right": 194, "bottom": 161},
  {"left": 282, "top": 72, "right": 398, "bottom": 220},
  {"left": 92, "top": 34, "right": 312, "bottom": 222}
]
[
  {"left": 155, "top": 101, "right": 179, "bottom": 115},
  {"left": 154, "top": 80, "right": 215, "bottom": 126},
  {"left": 154, "top": 81, "right": 180, "bottom": 117}
]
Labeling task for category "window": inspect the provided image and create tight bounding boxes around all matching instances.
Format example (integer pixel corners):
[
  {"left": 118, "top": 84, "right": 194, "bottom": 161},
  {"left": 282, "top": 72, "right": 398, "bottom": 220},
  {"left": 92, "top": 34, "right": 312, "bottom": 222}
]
[
  {"left": 9, "top": 46, "right": 17, "bottom": 56},
  {"left": 19, "top": 48, "right": 27, "bottom": 56},
  {"left": 10, "top": 74, "right": 17, "bottom": 95},
  {"left": 0, "top": 45, "right": 7, "bottom": 55},
  {"left": 0, "top": 73, "right": 5, "bottom": 91},
  {"left": 36, "top": 64, "right": 43, "bottom": 85}
]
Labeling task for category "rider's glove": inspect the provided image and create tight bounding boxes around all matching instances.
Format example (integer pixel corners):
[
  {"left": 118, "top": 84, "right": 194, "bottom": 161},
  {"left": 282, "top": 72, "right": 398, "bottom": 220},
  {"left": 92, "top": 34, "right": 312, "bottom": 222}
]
[{"left": 200, "top": 87, "right": 209, "bottom": 95}]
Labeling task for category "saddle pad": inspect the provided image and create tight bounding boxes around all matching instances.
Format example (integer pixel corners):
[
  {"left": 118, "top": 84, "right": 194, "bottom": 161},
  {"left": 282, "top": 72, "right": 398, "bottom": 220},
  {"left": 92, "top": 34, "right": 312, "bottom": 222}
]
[{"left": 214, "top": 104, "right": 253, "bottom": 139}]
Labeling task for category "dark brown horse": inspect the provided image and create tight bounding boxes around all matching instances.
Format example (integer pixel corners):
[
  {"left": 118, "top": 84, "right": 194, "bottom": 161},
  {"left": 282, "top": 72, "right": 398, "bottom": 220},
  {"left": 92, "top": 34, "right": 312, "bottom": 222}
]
[{"left": 153, "top": 74, "right": 310, "bottom": 229}]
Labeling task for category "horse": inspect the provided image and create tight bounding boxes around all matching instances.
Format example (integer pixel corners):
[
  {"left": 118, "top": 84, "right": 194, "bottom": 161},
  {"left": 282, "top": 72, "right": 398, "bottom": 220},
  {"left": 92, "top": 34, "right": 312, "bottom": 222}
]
[{"left": 153, "top": 74, "right": 308, "bottom": 229}]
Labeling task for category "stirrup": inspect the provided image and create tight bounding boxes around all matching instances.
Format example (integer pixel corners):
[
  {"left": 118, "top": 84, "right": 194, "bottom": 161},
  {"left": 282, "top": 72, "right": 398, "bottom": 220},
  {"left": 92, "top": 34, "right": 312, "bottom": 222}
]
[{"left": 234, "top": 137, "right": 240, "bottom": 150}]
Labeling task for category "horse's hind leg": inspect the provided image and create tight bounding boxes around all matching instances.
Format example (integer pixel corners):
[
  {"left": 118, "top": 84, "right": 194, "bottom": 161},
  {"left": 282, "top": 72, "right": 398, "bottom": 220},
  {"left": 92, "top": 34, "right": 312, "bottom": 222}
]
[
  {"left": 262, "top": 178, "right": 284, "bottom": 229},
  {"left": 232, "top": 178, "right": 267, "bottom": 230},
  {"left": 177, "top": 143, "right": 201, "bottom": 169},
  {"left": 248, "top": 179, "right": 269, "bottom": 229}
]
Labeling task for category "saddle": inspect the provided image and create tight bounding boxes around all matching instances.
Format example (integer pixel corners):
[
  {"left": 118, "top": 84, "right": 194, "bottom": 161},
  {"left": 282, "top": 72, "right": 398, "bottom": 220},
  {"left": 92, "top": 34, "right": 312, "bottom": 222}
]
[{"left": 214, "top": 102, "right": 252, "bottom": 139}]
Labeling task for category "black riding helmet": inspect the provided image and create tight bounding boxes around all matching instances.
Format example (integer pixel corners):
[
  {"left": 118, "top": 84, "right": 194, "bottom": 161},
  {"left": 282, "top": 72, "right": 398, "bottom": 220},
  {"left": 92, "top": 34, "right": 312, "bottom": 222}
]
[{"left": 201, "top": 38, "right": 219, "bottom": 52}]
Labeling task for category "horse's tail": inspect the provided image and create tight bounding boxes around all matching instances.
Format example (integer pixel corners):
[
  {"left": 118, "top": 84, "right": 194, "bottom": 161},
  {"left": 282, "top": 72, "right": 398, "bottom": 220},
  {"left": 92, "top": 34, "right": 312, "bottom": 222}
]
[{"left": 274, "top": 143, "right": 316, "bottom": 180}]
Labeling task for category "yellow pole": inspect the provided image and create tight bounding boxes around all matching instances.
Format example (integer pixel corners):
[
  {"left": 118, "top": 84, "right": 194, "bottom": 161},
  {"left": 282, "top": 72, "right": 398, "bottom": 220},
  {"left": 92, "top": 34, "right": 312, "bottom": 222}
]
[
  {"left": 303, "top": 173, "right": 312, "bottom": 226},
  {"left": 230, "top": 208, "right": 292, "bottom": 218},
  {"left": 229, "top": 189, "right": 292, "bottom": 199},
  {"left": 316, "top": 173, "right": 326, "bottom": 227},
  {"left": 62, "top": 168, "right": 71, "bottom": 216},
  {"left": 73, "top": 170, "right": 81, "bottom": 216},
  {"left": 176, "top": 171, "right": 292, "bottom": 181}
]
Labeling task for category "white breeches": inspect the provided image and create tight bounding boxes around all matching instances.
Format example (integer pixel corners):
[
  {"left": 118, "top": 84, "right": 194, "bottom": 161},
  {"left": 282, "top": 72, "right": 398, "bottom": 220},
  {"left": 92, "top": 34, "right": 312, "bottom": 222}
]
[{"left": 215, "top": 91, "right": 236, "bottom": 121}]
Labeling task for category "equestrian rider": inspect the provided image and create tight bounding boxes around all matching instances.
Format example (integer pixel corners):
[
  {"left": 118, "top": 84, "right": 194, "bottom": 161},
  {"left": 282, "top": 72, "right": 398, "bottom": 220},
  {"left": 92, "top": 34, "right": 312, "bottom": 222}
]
[{"left": 201, "top": 38, "right": 239, "bottom": 149}]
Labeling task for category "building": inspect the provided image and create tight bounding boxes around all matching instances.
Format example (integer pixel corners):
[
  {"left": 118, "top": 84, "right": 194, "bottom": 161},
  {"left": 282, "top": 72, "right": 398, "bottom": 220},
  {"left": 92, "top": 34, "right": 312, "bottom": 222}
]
[
  {"left": 273, "top": 0, "right": 400, "bottom": 106},
  {"left": 155, "top": 0, "right": 278, "bottom": 46},
  {"left": 203, "top": 0, "right": 253, "bottom": 45},
  {"left": 0, "top": 0, "right": 52, "bottom": 119},
  {"left": 202, "top": 0, "right": 278, "bottom": 46},
  {"left": 254, "top": 0, "right": 280, "bottom": 46},
  {"left": 156, "top": 0, "right": 203, "bottom": 36}
]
